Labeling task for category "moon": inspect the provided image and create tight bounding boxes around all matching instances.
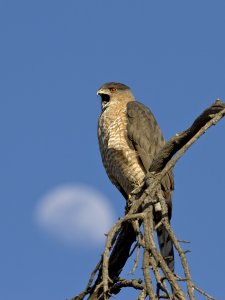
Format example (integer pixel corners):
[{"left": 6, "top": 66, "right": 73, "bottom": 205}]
[{"left": 35, "top": 184, "right": 115, "bottom": 246}]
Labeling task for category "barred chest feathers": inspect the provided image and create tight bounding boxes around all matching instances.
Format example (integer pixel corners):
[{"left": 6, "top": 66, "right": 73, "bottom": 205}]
[{"left": 98, "top": 100, "right": 145, "bottom": 196}]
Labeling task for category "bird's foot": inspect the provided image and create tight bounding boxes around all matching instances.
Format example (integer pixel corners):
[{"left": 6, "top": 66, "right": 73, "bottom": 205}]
[{"left": 129, "top": 184, "right": 144, "bottom": 197}]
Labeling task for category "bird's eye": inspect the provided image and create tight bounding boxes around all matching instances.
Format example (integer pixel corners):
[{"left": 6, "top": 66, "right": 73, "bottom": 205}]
[{"left": 109, "top": 87, "right": 117, "bottom": 92}]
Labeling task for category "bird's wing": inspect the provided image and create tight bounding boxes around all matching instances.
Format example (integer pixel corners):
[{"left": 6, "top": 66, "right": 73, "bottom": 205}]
[
  {"left": 127, "top": 101, "right": 165, "bottom": 171},
  {"left": 127, "top": 101, "right": 174, "bottom": 212},
  {"left": 127, "top": 101, "right": 174, "bottom": 271}
]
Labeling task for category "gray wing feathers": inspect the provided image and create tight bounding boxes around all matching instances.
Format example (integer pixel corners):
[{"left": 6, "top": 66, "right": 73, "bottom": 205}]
[{"left": 127, "top": 101, "right": 165, "bottom": 171}]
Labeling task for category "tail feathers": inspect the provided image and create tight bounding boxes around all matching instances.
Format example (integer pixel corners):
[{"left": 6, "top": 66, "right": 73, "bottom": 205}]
[{"left": 156, "top": 225, "right": 174, "bottom": 272}]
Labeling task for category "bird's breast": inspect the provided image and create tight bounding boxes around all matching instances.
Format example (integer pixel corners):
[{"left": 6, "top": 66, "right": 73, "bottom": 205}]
[{"left": 98, "top": 102, "right": 145, "bottom": 195}]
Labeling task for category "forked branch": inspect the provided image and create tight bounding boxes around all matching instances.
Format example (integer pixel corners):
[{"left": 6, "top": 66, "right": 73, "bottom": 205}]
[{"left": 72, "top": 99, "right": 225, "bottom": 300}]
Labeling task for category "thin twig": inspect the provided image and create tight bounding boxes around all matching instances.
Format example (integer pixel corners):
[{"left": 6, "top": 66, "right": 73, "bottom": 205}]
[
  {"left": 156, "top": 189, "right": 195, "bottom": 300},
  {"left": 72, "top": 258, "right": 102, "bottom": 300},
  {"left": 102, "top": 213, "right": 145, "bottom": 298},
  {"left": 129, "top": 221, "right": 142, "bottom": 274},
  {"left": 109, "top": 278, "right": 145, "bottom": 294},
  {"left": 193, "top": 284, "right": 216, "bottom": 300},
  {"left": 144, "top": 209, "right": 186, "bottom": 300},
  {"left": 142, "top": 249, "right": 156, "bottom": 300},
  {"left": 177, "top": 240, "right": 190, "bottom": 244}
]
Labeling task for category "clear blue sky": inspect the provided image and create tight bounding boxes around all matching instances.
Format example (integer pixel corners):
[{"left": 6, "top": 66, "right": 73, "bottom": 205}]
[{"left": 0, "top": 1, "right": 225, "bottom": 299}]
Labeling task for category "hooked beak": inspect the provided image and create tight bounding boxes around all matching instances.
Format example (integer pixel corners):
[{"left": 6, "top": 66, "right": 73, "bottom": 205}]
[
  {"left": 97, "top": 88, "right": 110, "bottom": 109},
  {"left": 97, "top": 88, "right": 106, "bottom": 96}
]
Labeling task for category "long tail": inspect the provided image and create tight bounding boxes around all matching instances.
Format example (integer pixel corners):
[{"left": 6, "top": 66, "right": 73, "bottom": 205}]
[{"left": 156, "top": 221, "right": 174, "bottom": 272}]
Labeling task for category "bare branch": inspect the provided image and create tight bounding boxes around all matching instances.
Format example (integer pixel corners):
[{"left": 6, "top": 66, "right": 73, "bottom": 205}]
[
  {"left": 149, "top": 99, "right": 225, "bottom": 173},
  {"left": 73, "top": 100, "right": 225, "bottom": 300},
  {"left": 193, "top": 284, "right": 216, "bottom": 300}
]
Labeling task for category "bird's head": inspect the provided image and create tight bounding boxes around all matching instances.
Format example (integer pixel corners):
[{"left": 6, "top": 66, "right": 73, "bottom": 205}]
[{"left": 97, "top": 82, "right": 134, "bottom": 110}]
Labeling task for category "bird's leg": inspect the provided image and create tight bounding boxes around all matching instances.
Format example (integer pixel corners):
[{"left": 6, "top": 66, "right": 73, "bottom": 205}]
[
  {"left": 130, "top": 184, "right": 144, "bottom": 196},
  {"left": 128, "top": 183, "right": 145, "bottom": 202},
  {"left": 125, "top": 185, "right": 144, "bottom": 212}
]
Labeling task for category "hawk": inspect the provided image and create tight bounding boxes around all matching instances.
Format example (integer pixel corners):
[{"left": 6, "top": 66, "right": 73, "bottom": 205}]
[{"left": 97, "top": 82, "right": 174, "bottom": 272}]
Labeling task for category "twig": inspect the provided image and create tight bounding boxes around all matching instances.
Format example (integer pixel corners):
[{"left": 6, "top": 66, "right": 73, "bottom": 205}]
[
  {"left": 156, "top": 188, "right": 194, "bottom": 300},
  {"left": 72, "top": 258, "right": 102, "bottom": 300},
  {"left": 102, "top": 213, "right": 145, "bottom": 298},
  {"left": 137, "top": 288, "right": 147, "bottom": 300},
  {"left": 129, "top": 221, "right": 142, "bottom": 274},
  {"left": 193, "top": 284, "right": 216, "bottom": 300},
  {"left": 144, "top": 209, "right": 186, "bottom": 300},
  {"left": 142, "top": 249, "right": 156, "bottom": 300},
  {"left": 177, "top": 240, "right": 190, "bottom": 244},
  {"left": 129, "top": 241, "right": 138, "bottom": 257},
  {"left": 130, "top": 243, "right": 141, "bottom": 275},
  {"left": 162, "top": 219, "right": 195, "bottom": 300},
  {"left": 109, "top": 278, "right": 145, "bottom": 294}
]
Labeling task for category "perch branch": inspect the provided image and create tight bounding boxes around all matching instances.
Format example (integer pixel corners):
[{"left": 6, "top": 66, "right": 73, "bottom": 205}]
[{"left": 73, "top": 99, "right": 225, "bottom": 300}]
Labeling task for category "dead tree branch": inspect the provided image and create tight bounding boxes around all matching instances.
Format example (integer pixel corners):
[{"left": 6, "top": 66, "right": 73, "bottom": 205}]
[{"left": 72, "top": 99, "right": 225, "bottom": 300}]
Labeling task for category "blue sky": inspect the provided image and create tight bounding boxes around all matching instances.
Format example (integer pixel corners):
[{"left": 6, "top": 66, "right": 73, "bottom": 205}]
[{"left": 0, "top": 1, "right": 225, "bottom": 299}]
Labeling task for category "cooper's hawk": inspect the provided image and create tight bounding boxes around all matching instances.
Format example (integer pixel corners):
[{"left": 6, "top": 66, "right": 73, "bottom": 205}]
[{"left": 97, "top": 82, "right": 174, "bottom": 272}]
